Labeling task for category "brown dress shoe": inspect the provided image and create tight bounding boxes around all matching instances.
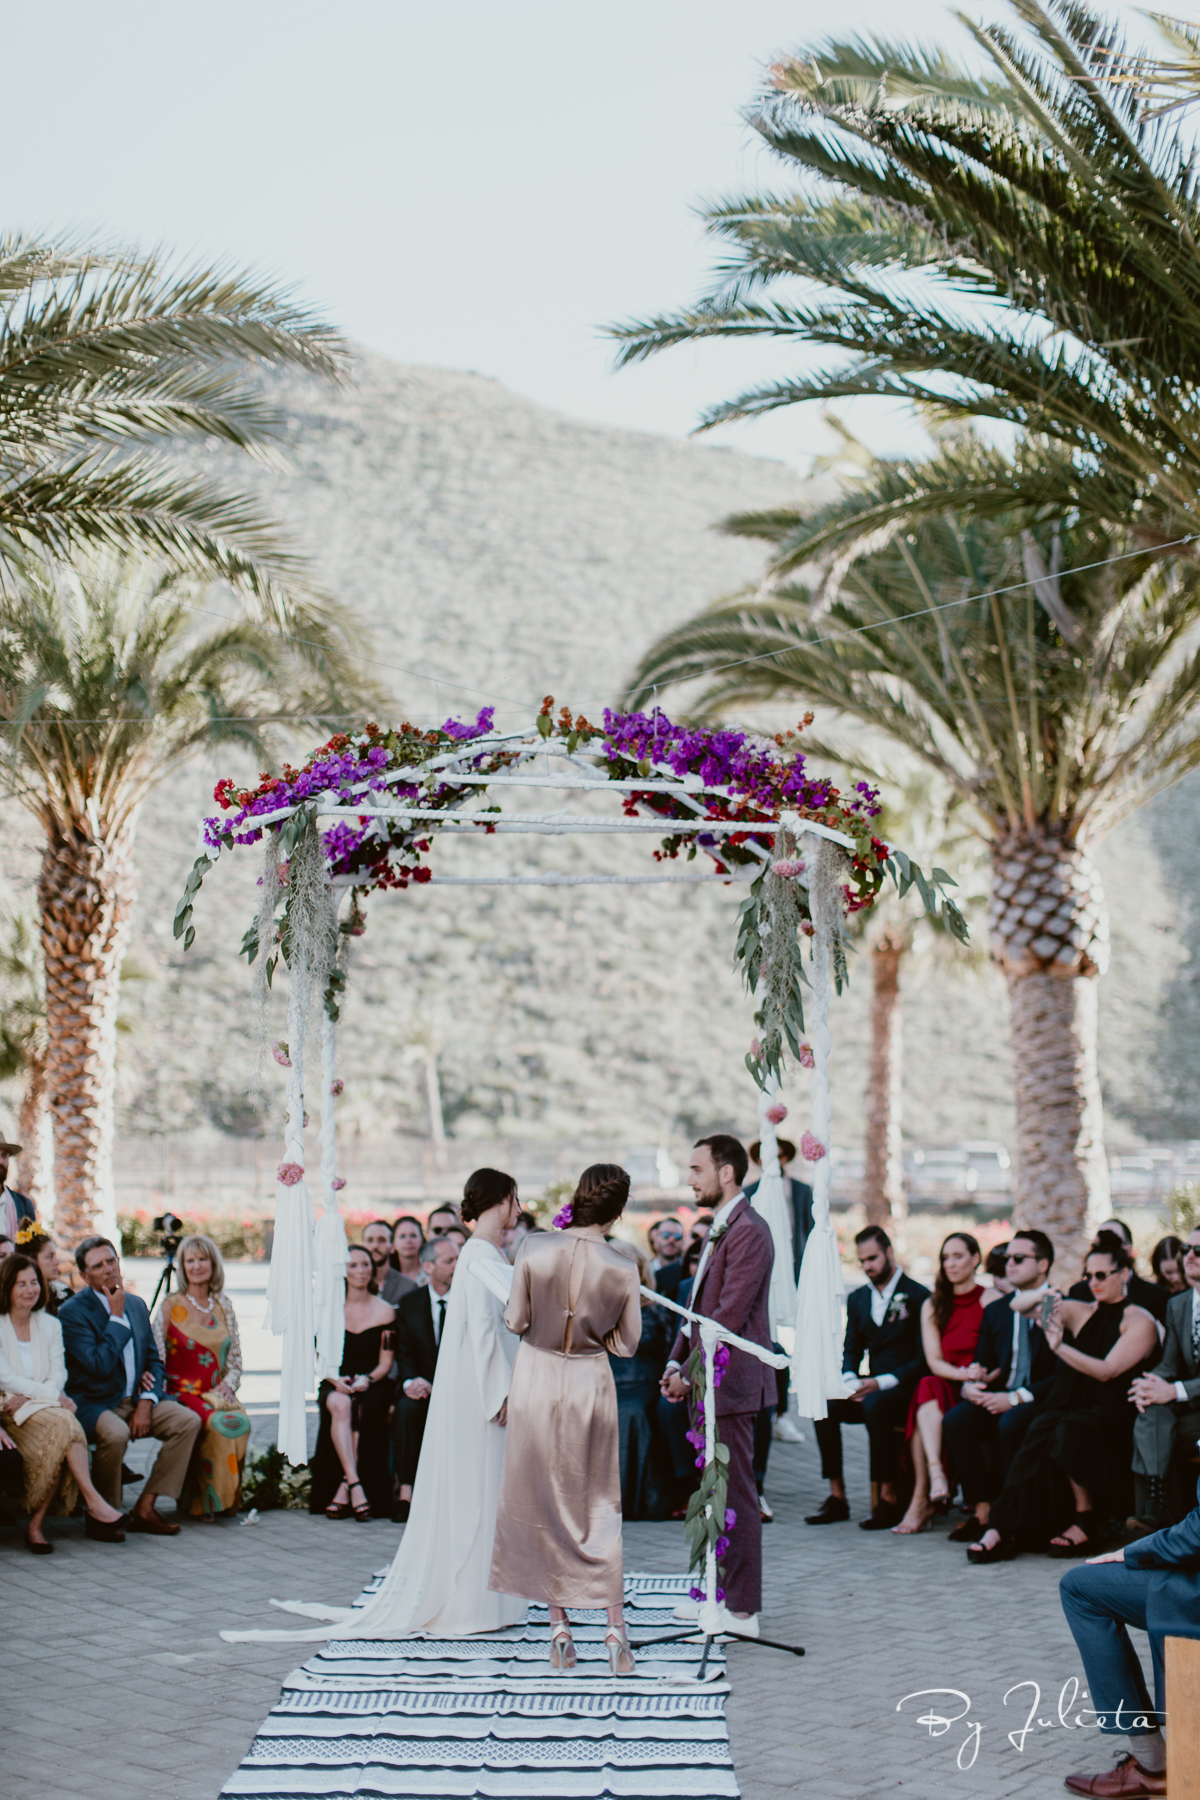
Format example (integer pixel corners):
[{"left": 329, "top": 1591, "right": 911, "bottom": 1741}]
[
  {"left": 1064, "top": 1752, "right": 1167, "bottom": 1795},
  {"left": 121, "top": 1507, "right": 181, "bottom": 1536}
]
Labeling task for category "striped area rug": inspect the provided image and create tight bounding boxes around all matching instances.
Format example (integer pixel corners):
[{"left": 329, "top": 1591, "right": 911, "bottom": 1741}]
[{"left": 223, "top": 1572, "right": 736, "bottom": 1799}]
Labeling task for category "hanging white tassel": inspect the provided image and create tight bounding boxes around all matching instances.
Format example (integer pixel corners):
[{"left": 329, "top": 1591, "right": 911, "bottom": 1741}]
[
  {"left": 790, "top": 834, "right": 847, "bottom": 1420},
  {"left": 748, "top": 1076, "right": 797, "bottom": 1337},
  {"left": 265, "top": 967, "right": 316, "bottom": 1466},
  {"left": 313, "top": 1007, "right": 348, "bottom": 1382}
]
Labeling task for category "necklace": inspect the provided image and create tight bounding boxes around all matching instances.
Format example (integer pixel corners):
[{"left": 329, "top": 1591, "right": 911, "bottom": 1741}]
[{"left": 185, "top": 1291, "right": 215, "bottom": 1319}]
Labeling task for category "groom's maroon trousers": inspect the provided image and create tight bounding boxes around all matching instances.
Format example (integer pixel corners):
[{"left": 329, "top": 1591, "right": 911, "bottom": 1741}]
[{"left": 667, "top": 1197, "right": 777, "bottom": 1614}]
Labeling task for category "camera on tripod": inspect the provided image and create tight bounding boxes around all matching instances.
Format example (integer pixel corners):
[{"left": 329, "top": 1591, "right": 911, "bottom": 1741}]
[{"left": 153, "top": 1212, "right": 185, "bottom": 1257}]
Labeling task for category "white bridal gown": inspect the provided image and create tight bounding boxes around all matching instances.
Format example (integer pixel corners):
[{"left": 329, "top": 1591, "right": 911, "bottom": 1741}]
[{"left": 222, "top": 1235, "right": 528, "bottom": 1643}]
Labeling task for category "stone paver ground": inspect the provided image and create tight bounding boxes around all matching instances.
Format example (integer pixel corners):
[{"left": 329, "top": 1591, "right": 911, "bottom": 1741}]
[
  {"left": 3, "top": 1267, "right": 1154, "bottom": 1799},
  {"left": 2, "top": 1399, "right": 1154, "bottom": 1800}
]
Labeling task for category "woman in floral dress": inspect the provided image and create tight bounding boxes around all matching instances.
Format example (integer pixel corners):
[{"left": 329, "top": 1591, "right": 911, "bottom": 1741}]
[{"left": 153, "top": 1234, "right": 251, "bottom": 1517}]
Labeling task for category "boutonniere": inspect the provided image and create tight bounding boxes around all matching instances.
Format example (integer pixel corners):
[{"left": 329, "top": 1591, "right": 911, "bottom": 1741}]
[
  {"left": 885, "top": 1293, "right": 909, "bottom": 1324},
  {"left": 708, "top": 1217, "right": 733, "bottom": 1250}
]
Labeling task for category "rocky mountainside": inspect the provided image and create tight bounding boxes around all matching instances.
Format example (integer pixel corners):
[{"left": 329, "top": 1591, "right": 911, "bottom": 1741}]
[{"left": 2, "top": 351, "right": 1195, "bottom": 1166}]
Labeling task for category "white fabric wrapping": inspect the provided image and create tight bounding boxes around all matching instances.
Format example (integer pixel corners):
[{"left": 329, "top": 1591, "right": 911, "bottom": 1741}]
[
  {"left": 312, "top": 1010, "right": 348, "bottom": 1382},
  {"left": 264, "top": 964, "right": 316, "bottom": 1466},
  {"left": 789, "top": 834, "right": 847, "bottom": 1421},
  {"left": 748, "top": 1078, "right": 797, "bottom": 1337}
]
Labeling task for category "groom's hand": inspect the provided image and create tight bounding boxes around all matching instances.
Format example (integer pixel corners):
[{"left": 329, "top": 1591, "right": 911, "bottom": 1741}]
[{"left": 661, "top": 1371, "right": 690, "bottom": 1403}]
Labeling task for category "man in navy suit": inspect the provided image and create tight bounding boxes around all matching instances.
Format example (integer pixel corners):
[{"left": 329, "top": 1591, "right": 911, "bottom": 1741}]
[
  {"left": 806, "top": 1225, "right": 930, "bottom": 1529},
  {"left": 942, "top": 1230, "right": 1059, "bottom": 1537},
  {"left": 1059, "top": 1476, "right": 1200, "bottom": 1796},
  {"left": 59, "top": 1236, "right": 200, "bottom": 1533}
]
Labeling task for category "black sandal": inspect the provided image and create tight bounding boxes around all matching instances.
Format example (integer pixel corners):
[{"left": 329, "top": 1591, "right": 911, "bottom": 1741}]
[
  {"left": 349, "top": 1480, "right": 371, "bottom": 1522},
  {"left": 948, "top": 1517, "right": 983, "bottom": 1543},
  {"left": 1048, "top": 1514, "right": 1093, "bottom": 1558},
  {"left": 966, "top": 1535, "right": 1017, "bottom": 1563},
  {"left": 326, "top": 1481, "right": 351, "bottom": 1520}
]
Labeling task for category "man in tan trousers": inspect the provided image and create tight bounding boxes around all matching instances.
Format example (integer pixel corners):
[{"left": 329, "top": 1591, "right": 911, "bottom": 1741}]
[{"left": 60, "top": 1238, "right": 199, "bottom": 1532}]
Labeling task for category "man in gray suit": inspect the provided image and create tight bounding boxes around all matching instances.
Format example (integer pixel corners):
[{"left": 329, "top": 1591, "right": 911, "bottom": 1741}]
[{"left": 1128, "top": 1224, "right": 1200, "bottom": 1530}]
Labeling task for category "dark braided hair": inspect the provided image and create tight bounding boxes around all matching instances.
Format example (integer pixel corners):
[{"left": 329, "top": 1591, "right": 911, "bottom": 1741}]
[
  {"left": 461, "top": 1167, "right": 517, "bottom": 1223},
  {"left": 570, "top": 1163, "right": 631, "bottom": 1230}
]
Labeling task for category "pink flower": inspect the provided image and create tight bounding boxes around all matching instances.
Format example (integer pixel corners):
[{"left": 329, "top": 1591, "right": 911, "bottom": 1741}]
[
  {"left": 765, "top": 1102, "right": 788, "bottom": 1125},
  {"left": 771, "top": 857, "right": 806, "bottom": 879},
  {"left": 277, "top": 1161, "right": 304, "bottom": 1187},
  {"left": 798, "top": 1043, "right": 815, "bottom": 1070},
  {"left": 272, "top": 1041, "right": 291, "bottom": 1067},
  {"left": 800, "top": 1132, "right": 827, "bottom": 1162},
  {"left": 749, "top": 1037, "right": 761, "bottom": 1058},
  {"left": 331, "top": 1176, "right": 347, "bottom": 1191},
  {"left": 330, "top": 1079, "right": 344, "bottom": 1097},
  {"left": 799, "top": 920, "right": 815, "bottom": 937}
]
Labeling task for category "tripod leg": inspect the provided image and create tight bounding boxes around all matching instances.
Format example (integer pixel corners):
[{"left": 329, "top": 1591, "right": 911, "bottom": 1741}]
[{"left": 697, "top": 1634, "right": 714, "bottom": 1681}]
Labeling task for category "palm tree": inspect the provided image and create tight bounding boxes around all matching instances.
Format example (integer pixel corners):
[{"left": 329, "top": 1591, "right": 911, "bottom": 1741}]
[
  {"left": 0, "top": 235, "right": 344, "bottom": 606},
  {"left": 0, "top": 554, "right": 380, "bottom": 1245},
  {"left": 609, "top": 0, "right": 1200, "bottom": 564},
  {"left": 0, "top": 906, "right": 51, "bottom": 1210},
  {"left": 626, "top": 511, "right": 1200, "bottom": 1260}
]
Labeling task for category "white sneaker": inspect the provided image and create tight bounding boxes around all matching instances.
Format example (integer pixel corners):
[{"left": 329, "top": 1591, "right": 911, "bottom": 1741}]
[
  {"left": 714, "top": 1607, "right": 759, "bottom": 1638},
  {"left": 772, "top": 1414, "right": 804, "bottom": 1443},
  {"left": 671, "top": 1597, "right": 701, "bottom": 1622},
  {"left": 759, "top": 1496, "right": 774, "bottom": 1521}
]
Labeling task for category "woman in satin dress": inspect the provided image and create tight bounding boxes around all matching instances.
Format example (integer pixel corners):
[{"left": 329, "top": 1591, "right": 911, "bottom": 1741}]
[{"left": 489, "top": 1163, "right": 643, "bottom": 1674}]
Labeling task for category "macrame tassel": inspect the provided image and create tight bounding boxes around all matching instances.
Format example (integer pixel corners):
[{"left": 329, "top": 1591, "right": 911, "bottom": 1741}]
[
  {"left": 790, "top": 834, "right": 848, "bottom": 1420},
  {"left": 313, "top": 1007, "right": 348, "bottom": 1382},
  {"left": 748, "top": 1077, "right": 798, "bottom": 1336}
]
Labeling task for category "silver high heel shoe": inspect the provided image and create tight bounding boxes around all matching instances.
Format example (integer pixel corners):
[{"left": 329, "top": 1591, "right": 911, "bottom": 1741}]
[
  {"left": 605, "top": 1628, "right": 635, "bottom": 1676},
  {"left": 549, "top": 1621, "right": 577, "bottom": 1672}
]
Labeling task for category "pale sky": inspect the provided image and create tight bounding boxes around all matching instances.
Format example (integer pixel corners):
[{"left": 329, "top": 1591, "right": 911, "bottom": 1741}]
[{"left": 2, "top": 0, "right": 1179, "bottom": 469}]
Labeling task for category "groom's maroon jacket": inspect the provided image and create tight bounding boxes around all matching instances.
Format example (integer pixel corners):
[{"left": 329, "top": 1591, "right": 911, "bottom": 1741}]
[{"left": 667, "top": 1196, "right": 776, "bottom": 1416}]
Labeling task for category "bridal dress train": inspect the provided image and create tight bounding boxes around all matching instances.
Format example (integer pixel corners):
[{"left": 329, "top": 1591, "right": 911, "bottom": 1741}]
[{"left": 222, "top": 1235, "right": 528, "bottom": 1643}]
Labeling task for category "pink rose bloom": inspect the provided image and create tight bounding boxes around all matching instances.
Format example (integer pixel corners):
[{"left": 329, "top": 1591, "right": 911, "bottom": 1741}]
[
  {"left": 798, "top": 1043, "right": 815, "bottom": 1070},
  {"left": 277, "top": 1161, "right": 304, "bottom": 1186},
  {"left": 765, "top": 1102, "right": 788, "bottom": 1125},
  {"left": 771, "top": 858, "right": 806, "bottom": 879},
  {"left": 331, "top": 1176, "right": 347, "bottom": 1191},
  {"left": 272, "top": 1042, "right": 291, "bottom": 1067},
  {"left": 330, "top": 1079, "right": 344, "bottom": 1098},
  {"left": 800, "top": 1132, "right": 827, "bottom": 1162}
]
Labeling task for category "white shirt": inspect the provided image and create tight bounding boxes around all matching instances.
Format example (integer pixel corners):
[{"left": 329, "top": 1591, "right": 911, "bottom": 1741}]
[
  {"left": 1175, "top": 1289, "right": 1200, "bottom": 1403},
  {"left": 403, "top": 1287, "right": 449, "bottom": 1395},
  {"left": 688, "top": 1194, "right": 741, "bottom": 1305},
  {"left": 847, "top": 1267, "right": 905, "bottom": 1393},
  {"left": 1002, "top": 1283, "right": 1050, "bottom": 1406},
  {"left": 15, "top": 1336, "right": 34, "bottom": 1379},
  {"left": 99, "top": 1290, "right": 137, "bottom": 1399}
]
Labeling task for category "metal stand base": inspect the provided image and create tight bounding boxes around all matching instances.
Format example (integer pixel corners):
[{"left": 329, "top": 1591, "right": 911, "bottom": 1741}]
[{"left": 634, "top": 1626, "right": 806, "bottom": 1680}]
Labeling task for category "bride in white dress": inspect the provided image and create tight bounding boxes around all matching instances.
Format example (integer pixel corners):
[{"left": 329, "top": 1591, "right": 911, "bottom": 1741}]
[{"left": 223, "top": 1170, "right": 528, "bottom": 1644}]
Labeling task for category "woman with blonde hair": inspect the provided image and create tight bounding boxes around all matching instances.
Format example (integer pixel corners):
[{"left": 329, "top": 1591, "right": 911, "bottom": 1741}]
[
  {"left": 152, "top": 1233, "right": 251, "bottom": 1518},
  {"left": 0, "top": 1255, "right": 126, "bottom": 1550}
]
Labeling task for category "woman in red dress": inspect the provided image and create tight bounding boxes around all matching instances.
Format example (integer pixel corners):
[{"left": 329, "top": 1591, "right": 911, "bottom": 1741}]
[{"left": 893, "top": 1232, "right": 1002, "bottom": 1535}]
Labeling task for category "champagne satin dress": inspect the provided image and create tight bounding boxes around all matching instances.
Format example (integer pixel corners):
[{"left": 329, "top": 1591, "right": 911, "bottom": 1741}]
[{"left": 489, "top": 1230, "right": 642, "bottom": 1607}]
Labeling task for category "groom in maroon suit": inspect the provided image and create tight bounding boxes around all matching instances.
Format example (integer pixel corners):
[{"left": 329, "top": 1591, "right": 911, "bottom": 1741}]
[{"left": 661, "top": 1134, "right": 776, "bottom": 1630}]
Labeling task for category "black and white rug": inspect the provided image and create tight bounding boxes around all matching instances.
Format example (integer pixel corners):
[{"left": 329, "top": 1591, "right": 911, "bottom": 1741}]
[{"left": 223, "top": 1573, "right": 736, "bottom": 1799}]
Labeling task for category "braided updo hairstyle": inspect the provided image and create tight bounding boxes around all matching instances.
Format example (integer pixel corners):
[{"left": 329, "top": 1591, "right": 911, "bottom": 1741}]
[
  {"left": 569, "top": 1163, "right": 631, "bottom": 1230},
  {"left": 461, "top": 1167, "right": 517, "bottom": 1223}
]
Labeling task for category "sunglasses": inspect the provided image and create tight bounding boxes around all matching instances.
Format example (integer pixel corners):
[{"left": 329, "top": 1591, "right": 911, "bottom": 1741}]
[
  {"left": 1184, "top": 1245, "right": 1200, "bottom": 1258},
  {"left": 1006, "top": 1252, "right": 1036, "bottom": 1264},
  {"left": 1085, "top": 1269, "right": 1118, "bottom": 1284}
]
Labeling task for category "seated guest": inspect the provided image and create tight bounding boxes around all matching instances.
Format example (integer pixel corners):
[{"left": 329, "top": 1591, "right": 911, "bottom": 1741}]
[
  {"left": 968, "top": 1240, "right": 1159, "bottom": 1562},
  {"left": 745, "top": 1138, "right": 814, "bottom": 1281},
  {"left": 1128, "top": 1224, "right": 1200, "bottom": 1531},
  {"left": 359, "top": 1219, "right": 401, "bottom": 1307},
  {"left": 807, "top": 1226, "right": 931, "bottom": 1529},
  {"left": 1149, "top": 1235, "right": 1187, "bottom": 1299},
  {"left": 0, "top": 1138, "right": 35, "bottom": 1238},
  {"left": 1069, "top": 1220, "right": 1169, "bottom": 1324},
  {"left": 387, "top": 1215, "right": 426, "bottom": 1301},
  {"left": 152, "top": 1234, "right": 251, "bottom": 1518},
  {"left": 650, "top": 1217, "right": 685, "bottom": 1302},
  {"left": 0, "top": 1254, "right": 126, "bottom": 1549},
  {"left": 426, "top": 1203, "right": 461, "bottom": 1237},
  {"left": 15, "top": 1227, "right": 71, "bottom": 1315},
  {"left": 390, "top": 1234, "right": 458, "bottom": 1521},
  {"left": 610, "top": 1246, "right": 672, "bottom": 1521},
  {"left": 893, "top": 1232, "right": 1002, "bottom": 1534},
  {"left": 687, "top": 1214, "right": 714, "bottom": 1255},
  {"left": 309, "top": 1245, "right": 394, "bottom": 1521},
  {"left": 943, "top": 1230, "right": 1059, "bottom": 1542},
  {"left": 0, "top": 1417, "right": 23, "bottom": 1505},
  {"left": 1057, "top": 1481, "right": 1200, "bottom": 1796},
  {"left": 60, "top": 1236, "right": 200, "bottom": 1533},
  {"left": 444, "top": 1222, "right": 470, "bottom": 1250},
  {"left": 0, "top": 1236, "right": 14, "bottom": 1263}
]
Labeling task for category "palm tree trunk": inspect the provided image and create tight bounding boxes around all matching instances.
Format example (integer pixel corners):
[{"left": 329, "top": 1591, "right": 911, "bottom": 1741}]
[
  {"left": 863, "top": 932, "right": 906, "bottom": 1227},
  {"left": 38, "top": 819, "right": 136, "bottom": 1248},
  {"left": 990, "top": 829, "right": 1110, "bottom": 1268},
  {"left": 16, "top": 1049, "right": 54, "bottom": 1220}
]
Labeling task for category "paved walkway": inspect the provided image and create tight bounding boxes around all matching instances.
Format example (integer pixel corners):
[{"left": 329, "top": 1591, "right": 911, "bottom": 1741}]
[{"left": 1, "top": 1396, "right": 1152, "bottom": 1800}]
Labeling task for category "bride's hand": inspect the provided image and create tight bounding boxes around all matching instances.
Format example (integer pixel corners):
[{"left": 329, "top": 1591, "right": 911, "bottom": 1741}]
[{"left": 494, "top": 1400, "right": 508, "bottom": 1426}]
